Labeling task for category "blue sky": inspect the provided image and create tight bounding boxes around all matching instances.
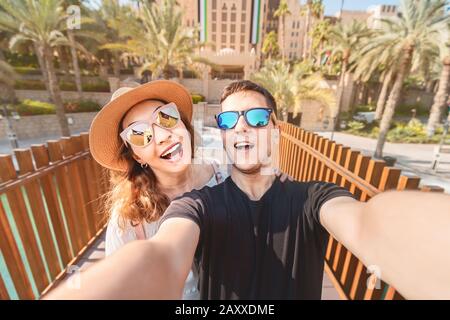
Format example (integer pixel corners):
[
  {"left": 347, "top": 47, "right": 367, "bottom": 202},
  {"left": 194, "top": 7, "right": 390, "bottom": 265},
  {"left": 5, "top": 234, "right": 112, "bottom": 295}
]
[{"left": 320, "top": 0, "right": 399, "bottom": 16}]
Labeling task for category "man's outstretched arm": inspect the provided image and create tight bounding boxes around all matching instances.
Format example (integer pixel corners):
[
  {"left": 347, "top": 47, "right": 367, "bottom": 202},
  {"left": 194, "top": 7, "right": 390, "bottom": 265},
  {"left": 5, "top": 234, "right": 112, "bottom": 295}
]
[
  {"left": 320, "top": 191, "right": 450, "bottom": 299},
  {"left": 43, "top": 218, "right": 199, "bottom": 299}
]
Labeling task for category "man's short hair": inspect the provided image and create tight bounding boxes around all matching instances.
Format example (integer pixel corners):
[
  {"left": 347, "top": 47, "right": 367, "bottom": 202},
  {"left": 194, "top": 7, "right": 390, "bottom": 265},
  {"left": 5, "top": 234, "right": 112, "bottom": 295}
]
[{"left": 220, "top": 80, "right": 278, "bottom": 115}]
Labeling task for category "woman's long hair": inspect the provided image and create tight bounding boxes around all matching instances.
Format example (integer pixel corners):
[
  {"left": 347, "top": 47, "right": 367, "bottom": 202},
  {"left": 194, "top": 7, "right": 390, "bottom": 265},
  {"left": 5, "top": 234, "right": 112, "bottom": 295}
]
[{"left": 104, "top": 106, "right": 195, "bottom": 229}]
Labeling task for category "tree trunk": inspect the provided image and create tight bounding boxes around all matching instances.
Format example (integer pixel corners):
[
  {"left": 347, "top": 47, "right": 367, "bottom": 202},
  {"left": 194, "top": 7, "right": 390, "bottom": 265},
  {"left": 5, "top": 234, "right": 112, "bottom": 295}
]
[
  {"left": 43, "top": 44, "right": 70, "bottom": 136},
  {"left": 99, "top": 63, "right": 108, "bottom": 79},
  {"left": 303, "top": 9, "right": 310, "bottom": 59},
  {"left": 334, "top": 59, "right": 348, "bottom": 119},
  {"left": 67, "top": 30, "right": 83, "bottom": 99},
  {"left": 33, "top": 42, "right": 51, "bottom": 94},
  {"left": 375, "top": 46, "right": 413, "bottom": 158},
  {"left": 280, "top": 17, "right": 285, "bottom": 61},
  {"left": 425, "top": 79, "right": 435, "bottom": 93},
  {"left": 426, "top": 56, "right": 450, "bottom": 137},
  {"left": 113, "top": 52, "right": 121, "bottom": 78},
  {"left": 375, "top": 70, "right": 393, "bottom": 120},
  {"left": 57, "top": 47, "right": 70, "bottom": 76}
]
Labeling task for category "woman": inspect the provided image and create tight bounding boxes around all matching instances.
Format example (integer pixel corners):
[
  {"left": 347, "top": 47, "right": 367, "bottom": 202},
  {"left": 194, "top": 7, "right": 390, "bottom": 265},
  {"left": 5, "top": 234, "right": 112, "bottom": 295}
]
[{"left": 89, "top": 80, "right": 224, "bottom": 299}]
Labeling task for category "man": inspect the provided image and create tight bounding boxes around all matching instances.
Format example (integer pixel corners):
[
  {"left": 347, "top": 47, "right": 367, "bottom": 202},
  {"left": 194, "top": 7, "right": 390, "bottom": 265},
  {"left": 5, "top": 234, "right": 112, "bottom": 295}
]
[{"left": 46, "top": 80, "right": 450, "bottom": 300}]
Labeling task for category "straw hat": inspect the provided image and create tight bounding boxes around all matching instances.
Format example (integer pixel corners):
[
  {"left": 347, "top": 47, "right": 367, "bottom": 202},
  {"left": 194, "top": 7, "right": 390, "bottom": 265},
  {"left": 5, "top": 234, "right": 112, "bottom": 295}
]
[{"left": 89, "top": 80, "right": 193, "bottom": 172}]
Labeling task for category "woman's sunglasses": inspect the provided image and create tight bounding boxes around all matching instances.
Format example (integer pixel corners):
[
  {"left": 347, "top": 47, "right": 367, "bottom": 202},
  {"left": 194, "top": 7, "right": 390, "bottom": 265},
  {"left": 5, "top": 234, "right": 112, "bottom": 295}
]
[
  {"left": 120, "top": 102, "right": 180, "bottom": 148},
  {"left": 215, "top": 108, "right": 273, "bottom": 130}
]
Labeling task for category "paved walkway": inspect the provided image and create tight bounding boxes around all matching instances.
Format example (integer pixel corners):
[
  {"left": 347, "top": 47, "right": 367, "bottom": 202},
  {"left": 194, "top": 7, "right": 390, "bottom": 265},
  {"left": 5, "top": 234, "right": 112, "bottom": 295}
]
[{"left": 317, "top": 132, "right": 450, "bottom": 194}]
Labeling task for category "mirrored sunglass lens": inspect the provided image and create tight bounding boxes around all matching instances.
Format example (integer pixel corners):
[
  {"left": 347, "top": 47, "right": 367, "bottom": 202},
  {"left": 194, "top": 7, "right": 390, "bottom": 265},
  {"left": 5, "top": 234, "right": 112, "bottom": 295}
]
[
  {"left": 217, "top": 112, "right": 239, "bottom": 129},
  {"left": 126, "top": 123, "right": 153, "bottom": 146},
  {"left": 246, "top": 109, "right": 270, "bottom": 127},
  {"left": 157, "top": 105, "right": 179, "bottom": 128}
]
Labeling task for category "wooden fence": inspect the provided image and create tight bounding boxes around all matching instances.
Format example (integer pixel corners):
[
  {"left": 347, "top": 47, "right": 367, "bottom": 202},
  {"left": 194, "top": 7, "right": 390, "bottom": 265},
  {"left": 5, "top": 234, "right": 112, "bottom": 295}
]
[
  {"left": 0, "top": 133, "right": 109, "bottom": 300},
  {"left": 278, "top": 122, "right": 444, "bottom": 300},
  {"left": 0, "top": 124, "right": 446, "bottom": 300}
]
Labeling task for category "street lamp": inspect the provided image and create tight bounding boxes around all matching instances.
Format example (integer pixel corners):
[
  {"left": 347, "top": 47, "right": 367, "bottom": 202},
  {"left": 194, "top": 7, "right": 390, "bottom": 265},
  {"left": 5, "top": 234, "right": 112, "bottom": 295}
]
[{"left": 0, "top": 100, "right": 19, "bottom": 149}]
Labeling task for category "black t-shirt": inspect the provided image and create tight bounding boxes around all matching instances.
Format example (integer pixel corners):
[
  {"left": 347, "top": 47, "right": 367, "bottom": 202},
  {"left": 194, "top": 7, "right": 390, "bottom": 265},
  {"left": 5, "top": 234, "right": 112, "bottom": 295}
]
[{"left": 159, "top": 176, "right": 354, "bottom": 299}]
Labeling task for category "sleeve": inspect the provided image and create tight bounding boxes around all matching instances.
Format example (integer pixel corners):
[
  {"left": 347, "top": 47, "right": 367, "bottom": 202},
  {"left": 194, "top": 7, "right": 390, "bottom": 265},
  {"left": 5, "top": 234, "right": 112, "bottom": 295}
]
[
  {"left": 157, "top": 191, "right": 206, "bottom": 232},
  {"left": 104, "top": 209, "right": 137, "bottom": 256},
  {"left": 304, "top": 181, "right": 355, "bottom": 226}
]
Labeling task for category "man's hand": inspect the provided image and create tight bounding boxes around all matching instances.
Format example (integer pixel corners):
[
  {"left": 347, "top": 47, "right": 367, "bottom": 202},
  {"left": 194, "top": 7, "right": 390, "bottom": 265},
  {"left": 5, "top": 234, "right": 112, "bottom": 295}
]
[{"left": 320, "top": 191, "right": 450, "bottom": 299}]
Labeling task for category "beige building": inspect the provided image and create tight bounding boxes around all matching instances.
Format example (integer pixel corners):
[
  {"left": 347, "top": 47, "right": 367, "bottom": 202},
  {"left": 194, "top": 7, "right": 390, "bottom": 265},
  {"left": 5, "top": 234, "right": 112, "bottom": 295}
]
[
  {"left": 176, "top": 0, "right": 321, "bottom": 76},
  {"left": 335, "top": 5, "right": 398, "bottom": 29},
  {"left": 178, "top": 0, "right": 269, "bottom": 79}
]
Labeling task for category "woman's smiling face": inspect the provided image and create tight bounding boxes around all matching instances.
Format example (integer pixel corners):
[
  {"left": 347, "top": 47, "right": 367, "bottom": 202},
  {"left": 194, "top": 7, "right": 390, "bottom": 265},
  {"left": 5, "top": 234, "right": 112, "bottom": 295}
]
[{"left": 121, "top": 100, "right": 192, "bottom": 175}]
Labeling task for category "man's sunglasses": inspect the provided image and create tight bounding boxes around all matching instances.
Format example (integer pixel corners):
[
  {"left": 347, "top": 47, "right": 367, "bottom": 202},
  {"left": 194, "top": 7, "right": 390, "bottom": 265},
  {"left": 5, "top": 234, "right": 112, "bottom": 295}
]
[
  {"left": 215, "top": 108, "right": 273, "bottom": 130},
  {"left": 120, "top": 102, "right": 180, "bottom": 148}
]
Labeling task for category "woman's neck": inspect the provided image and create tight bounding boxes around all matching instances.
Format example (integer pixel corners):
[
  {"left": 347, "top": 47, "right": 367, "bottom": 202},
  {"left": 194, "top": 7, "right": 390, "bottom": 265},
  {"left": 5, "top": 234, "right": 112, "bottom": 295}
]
[{"left": 153, "top": 165, "right": 194, "bottom": 200}]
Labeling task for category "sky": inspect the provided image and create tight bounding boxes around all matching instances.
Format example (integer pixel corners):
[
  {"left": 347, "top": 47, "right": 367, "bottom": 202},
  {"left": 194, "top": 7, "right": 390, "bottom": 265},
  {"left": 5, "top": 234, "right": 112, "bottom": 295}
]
[{"left": 321, "top": 0, "right": 399, "bottom": 16}]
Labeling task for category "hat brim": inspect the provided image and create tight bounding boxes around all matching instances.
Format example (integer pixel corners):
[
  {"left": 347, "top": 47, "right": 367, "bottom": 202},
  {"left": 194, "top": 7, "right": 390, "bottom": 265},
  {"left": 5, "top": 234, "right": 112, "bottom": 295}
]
[{"left": 89, "top": 80, "right": 193, "bottom": 172}]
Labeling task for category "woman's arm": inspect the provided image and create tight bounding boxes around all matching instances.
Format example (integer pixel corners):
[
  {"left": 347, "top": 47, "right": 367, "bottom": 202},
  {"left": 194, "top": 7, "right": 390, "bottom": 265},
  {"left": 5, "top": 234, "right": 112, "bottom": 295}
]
[{"left": 44, "top": 218, "right": 200, "bottom": 299}]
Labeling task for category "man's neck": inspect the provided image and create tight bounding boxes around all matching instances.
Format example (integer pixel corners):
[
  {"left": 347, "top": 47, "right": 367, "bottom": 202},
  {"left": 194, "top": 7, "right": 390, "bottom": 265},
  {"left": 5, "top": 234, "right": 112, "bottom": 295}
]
[{"left": 231, "top": 166, "right": 276, "bottom": 201}]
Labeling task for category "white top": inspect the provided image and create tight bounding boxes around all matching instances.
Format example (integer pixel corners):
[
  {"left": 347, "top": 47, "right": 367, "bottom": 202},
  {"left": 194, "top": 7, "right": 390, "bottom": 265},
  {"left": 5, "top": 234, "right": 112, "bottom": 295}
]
[{"left": 105, "top": 160, "right": 225, "bottom": 299}]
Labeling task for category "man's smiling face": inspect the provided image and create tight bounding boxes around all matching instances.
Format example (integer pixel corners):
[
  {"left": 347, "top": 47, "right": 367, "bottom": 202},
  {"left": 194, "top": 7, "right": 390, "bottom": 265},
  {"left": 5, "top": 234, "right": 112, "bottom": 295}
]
[{"left": 220, "top": 90, "right": 278, "bottom": 175}]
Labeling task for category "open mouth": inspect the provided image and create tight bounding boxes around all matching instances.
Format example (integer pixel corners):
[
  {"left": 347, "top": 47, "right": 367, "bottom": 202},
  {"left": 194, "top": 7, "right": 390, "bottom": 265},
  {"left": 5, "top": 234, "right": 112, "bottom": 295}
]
[
  {"left": 160, "top": 142, "right": 183, "bottom": 161},
  {"left": 234, "top": 141, "right": 255, "bottom": 151}
]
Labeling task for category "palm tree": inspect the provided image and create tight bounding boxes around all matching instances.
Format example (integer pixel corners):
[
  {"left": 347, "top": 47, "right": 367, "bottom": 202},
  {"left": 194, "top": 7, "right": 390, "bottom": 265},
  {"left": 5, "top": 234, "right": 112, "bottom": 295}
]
[
  {"left": 310, "top": 19, "right": 331, "bottom": 66},
  {"left": 274, "top": 0, "right": 291, "bottom": 61},
  {"left": 371, "top": 0, "right": 449, "bottom": 158},
  {"left": 103, "top": 0, "right": 209, "bottom": 80},
  {"left": 351, "top": 30, "right": 401, "bottom": 121},
  {"left": 251, "top": 59, "right": 335, "bottom": 121},
  {"left": 0, "top": 52, "right": 18, "bottom": 104},
  {"left": 0, "top": 0, "right": 72, "bottom": 136},
  {"left": 262, "top": 31, "right": 280, "bottom": 60},
  {"left": 328, "top": 21, "right": 371, "bottom": 125},
  {"left": 426, "top": 27, "right": 450, "bottom": 136}
]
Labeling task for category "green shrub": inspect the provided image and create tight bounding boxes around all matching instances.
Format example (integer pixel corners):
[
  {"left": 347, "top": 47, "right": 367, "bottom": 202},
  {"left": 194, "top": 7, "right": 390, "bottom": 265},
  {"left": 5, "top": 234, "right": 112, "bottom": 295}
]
[
  {"left": 59, "top": 81, "right": 77, "bottom": 91},
  {"left": 82, "top": 80, "right": 110, "bottom": 92},
  {"left": 13, "top": 66, "right": 41, "bottom": 75},
  {"left": 64, "top": 100, "right": 101, "bottom": 113},
  {"left": 16, "top": 99, "right": 56, "bottom": 115},
  {"left": 346, "top": 120, "right": 366, "bottom": 133},
  {"left": 354, "top": 105, "right": 375, "bottom": 113},
  {"left": 395, "top": 103, "right": 428, "bottom": 116},
  {"left": 14, "top": 79, "right": 46, "bottom": 90},
  {"left": 191, "top": 93, "right": 205, "bottom": 104},
  {"left": 343, "top": 118, "right": 444, "bottom": 143},
  {"left": 14, "top": 79, "right": 110, "bottom": 92},
  {"left": 8, "top": 99, "right": 101, "bottom": 116}
]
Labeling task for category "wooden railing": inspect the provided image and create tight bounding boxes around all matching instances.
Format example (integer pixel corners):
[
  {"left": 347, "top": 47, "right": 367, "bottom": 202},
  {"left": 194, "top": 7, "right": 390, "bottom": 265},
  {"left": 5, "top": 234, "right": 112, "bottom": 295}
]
[
  {"left": 0, "top": 133, "right": 109, "bottom": 299},
  {"left": 0, "top": 125, "right": 445, "bottom": 300},
  {"left": 278, "top": 122, "right": 444, "bottom": 300}
]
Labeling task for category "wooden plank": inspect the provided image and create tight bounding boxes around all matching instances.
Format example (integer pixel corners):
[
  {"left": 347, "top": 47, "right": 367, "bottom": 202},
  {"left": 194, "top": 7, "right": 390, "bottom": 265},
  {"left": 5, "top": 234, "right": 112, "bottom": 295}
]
[
  {"left": 0, "top": 200, "right": 35, "bottom": 299},
  {"left": 31, "top": 144, "right": 73, "bottom": 265},
  {"left": 0, "top": 275, "right": 9, "bottom": 300},
  {"left": 69, "top": 136, "right": 97, "bottom": 237},
  {"left": 60, "top": 137, "right": 92, "bottom": 242},
  {"left": 312, "top": 137, "right": 324, "bottom": 180},
  {"left": 14, "top": 149, "right": 61, "bottom": 280},
  {"left": 0, "top": 155, "right": 49, "bottom": 293},
  {"left": 421, "top": 185, "right": 445, "bottom": 193},
  {"left": 292, "top": 128, "right": 302, "bottom": 180},
  {"left": 80, "top": 133, "right": 103, "bottom": 229},
  {"left": 47, "top": 141, "right": 84, "bottom": 254},
  {"left": 307, "top": 135, "right": 319, "bottom": 181}
]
